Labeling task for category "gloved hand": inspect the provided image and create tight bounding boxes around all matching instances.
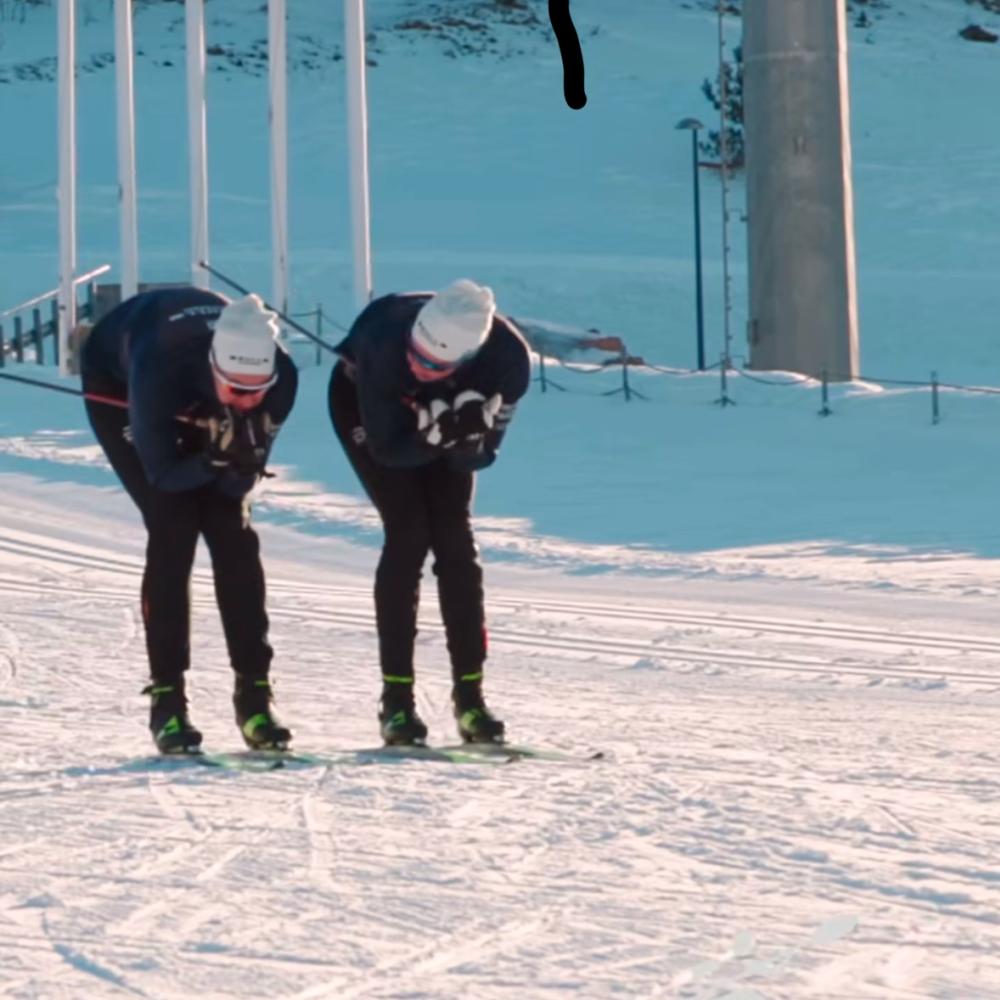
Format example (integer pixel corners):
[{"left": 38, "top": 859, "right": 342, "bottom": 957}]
[
  {"left": 443, "top": 390, "right": 503, "bottom": 444},
  {"left": 204, "top": 413, "right": 237, "bottom": 468},
  {"left": 417, "top": 391, "right": 503, "bottom": 448},
  {"left": 415, "top": 398, "right": 451, "bottom": 447},
  {"left": 204, "top": 410, "right": 276, "bottom": 476}
]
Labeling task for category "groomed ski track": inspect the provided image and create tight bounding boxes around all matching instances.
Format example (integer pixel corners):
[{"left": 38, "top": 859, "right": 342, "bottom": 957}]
[{"left": 2, "top": 479, "right": 1000, "bottom": 999}]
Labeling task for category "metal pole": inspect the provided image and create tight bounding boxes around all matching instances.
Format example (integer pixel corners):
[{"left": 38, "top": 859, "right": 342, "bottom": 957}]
[
  {"left": 186, "top": 0, "right": 210, "bottom": 289},
  {"left": 818, "top": 369, "right": 831, "bottom": 416},
  {"left": 199, "top": 260, "right": 338, "bottom": 353},
  {"left": 51, "top": 300, "right": 60, "bottom": 366},
  {"left": 57, "top": 0, "right": 78, "bottom": 376},
  {"left": 344, "top": 0, "right": 374, "bottom": 310},
  {"left": 692, "top": 129, "right": 705, "bottom": 371},
  {"left": 115, "top": 0, "right": 139, "bottom": 299},
  {"left": 716, "top": 0, "right": 734, "bottom": 370},
  {"left": 268, "top": 0, "right": 289, "bottom": 315},
  {"left": 32, "top": 308, "right": 43, "bottom": 364},
  {"left": 315, "top": 306, "right": 322, "bottom": 366}
]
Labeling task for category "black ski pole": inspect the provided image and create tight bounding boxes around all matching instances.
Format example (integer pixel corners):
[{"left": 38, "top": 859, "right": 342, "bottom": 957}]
[
  {"left": 0, "top": 370, "right": 207, "bottom": 427},
  {"left": 197, "top": 261, "right": 343, "bottom": 354}
]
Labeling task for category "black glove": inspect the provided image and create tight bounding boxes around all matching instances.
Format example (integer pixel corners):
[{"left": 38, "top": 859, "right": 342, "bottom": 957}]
[
  {"left": 418, "top": 391, "right": 502, "bottom": 448},
  {"left": 415, "top": 399, "right": 451, "bottom": 447},
  {"left": 204, "top": 410, "right": 276, "bottom": 477}
]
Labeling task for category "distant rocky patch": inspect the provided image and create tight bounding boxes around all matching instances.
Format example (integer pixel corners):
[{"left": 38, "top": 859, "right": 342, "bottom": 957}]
[
  {"left": 391, "top": 0, "right": 549, "bottom": 60},
  {"left": 959, "top": 23, "right": 999, "bottom": 40}
]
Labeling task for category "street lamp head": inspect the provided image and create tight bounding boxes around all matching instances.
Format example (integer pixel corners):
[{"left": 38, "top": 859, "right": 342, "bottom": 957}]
[{"left": 676, "top": 117, "right": 704, "bottom": 131}]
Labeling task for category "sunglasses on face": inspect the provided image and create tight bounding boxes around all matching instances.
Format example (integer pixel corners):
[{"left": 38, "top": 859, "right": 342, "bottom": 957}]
[
  {"left": 210, "top": 353, "right": 278, "bottom": 395},
  {"left": 224, "top": 382, "right": 269, "bottom": 398},
  {"left": 407, "top": 345, "right": 455, "bottom": 375}
]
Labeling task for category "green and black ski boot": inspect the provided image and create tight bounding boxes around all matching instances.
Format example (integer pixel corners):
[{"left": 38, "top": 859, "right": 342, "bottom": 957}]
[
  {"left": 378, "top": 688, "right": 428, "bottom": 746},
  {"left": 143, "top": 681, "right": 203, "bottom": 755},
  {"left": 234, "top": 677, "right": 292, "bottom": 750},
  {"left": 453, "top": 682, "right": 505, "bottom": 744}
]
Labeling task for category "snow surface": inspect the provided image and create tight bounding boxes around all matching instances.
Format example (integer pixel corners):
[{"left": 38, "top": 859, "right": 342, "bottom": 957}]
[{"left": 2, "top": 1, "right": 1000, "bottom": 997}]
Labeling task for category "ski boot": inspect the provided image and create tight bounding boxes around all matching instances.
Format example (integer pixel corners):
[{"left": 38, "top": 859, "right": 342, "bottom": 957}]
[
  {"left": 378, "top": 686, "right": 428, "bottom": 747},
  {"left": 453, "top": 682, "right": 505, "bottom": 744},
  {"left": 234, "top": 676, "right": 292, "bottom": 750},
  {"left": 143, "top": 681, "right": 203, "bottom": 755}
]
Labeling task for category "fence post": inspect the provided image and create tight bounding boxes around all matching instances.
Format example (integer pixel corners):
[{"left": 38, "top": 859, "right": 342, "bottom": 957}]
[
  {"left": 715, "top": 352, "right": 734, "bottom": 406},
  {"left": 86, "top": 281, "right": 96, "bottom": 320},
  {"left": 51, "top": 299, "right": 60, "bottom": 367},
  {"left": 931, "top": 371, "right": 940, "bottom": 426},
  {"left": 32, "top": 307, "right": 44, "bottom": 364},
  {"left": 316, "top": 305, "right": 322, "bottom": 367},
  {"left": 620, "top": 352, "right": 632, "bottom": 402},
  {"left": 0, "top": 322, "right": 5, "bottom": 368},
  {"left": 538, "top": 352, "right": 549, "bottom": 393},
  {"left": 13, "top": 316, "right": 24, "bottom": 363},
  {"left": 818, "top": 369, "right": 831, "bottom": 416}
]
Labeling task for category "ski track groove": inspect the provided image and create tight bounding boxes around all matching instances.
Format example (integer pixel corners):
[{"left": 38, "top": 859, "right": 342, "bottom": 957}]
[
  {"left": 4, "top": 510, "right": 1000, "bottom": 995},
  {"left": 7, "top": 531, "right": 1000, "bottom": 657},
  {"left": 3, "top": 567, "right": 1000, "bottom": 689},
  {"left": 301, "top": 786, "right": 337, "bottom": 891}
]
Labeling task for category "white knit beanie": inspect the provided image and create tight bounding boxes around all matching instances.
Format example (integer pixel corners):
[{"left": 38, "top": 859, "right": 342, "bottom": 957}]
[
  {"left": 211, "top": 294, "right": 279, "bottom": 378},
  {"left": 411, "top": 279, "right": 496, "bottom": 364}
]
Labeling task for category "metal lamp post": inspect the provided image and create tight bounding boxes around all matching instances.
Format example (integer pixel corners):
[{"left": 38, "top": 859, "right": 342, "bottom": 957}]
[{"left": 676, "top": 117, "right": 705, "bottom": 371}]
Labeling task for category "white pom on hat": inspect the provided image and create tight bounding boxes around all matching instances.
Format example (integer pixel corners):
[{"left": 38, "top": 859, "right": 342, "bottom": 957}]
[
  {"left": 210, "top": 293, "right": 279, "bottom": 379},
  {"left": 411, "top": 279, "right": 496, "bottom": 364}
]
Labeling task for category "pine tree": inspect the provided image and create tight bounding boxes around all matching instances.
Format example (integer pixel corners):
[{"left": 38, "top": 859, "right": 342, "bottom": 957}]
[{"left": 700, "top": 44, "right": 745, "bottom": 170}]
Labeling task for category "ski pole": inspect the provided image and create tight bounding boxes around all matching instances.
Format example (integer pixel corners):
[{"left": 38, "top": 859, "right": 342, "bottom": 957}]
[
  {"left": 0, "top": 370, "right": 208, "bottom": 427},
  {"left": 197, "top": 260, "right": 343, "bottom": 354}
]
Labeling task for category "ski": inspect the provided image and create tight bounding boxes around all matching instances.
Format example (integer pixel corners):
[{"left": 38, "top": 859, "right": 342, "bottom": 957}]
[
  {"left": 139, "top": 744, "right": 604, "bottom": 772},
  {"left": 259, "top": 745, "right": 519, "bottom": 767},
  {"left": 145, "top": 750, "right": 286, "bottom": 772},
  {"left": 440, "top": 743, "right": 605, "bottom": 763}
]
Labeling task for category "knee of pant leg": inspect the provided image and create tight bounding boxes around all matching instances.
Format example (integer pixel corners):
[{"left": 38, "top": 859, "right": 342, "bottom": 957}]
[
  {"left": 146, "top": 513, "right": 200, "bottom": 572},
  {"left": 202, "top": 496, "right": 258, "bottom": 549},
  {"left": 430, "top": 528, "right": 480, "bottom": 572},
  {"left": 380, "top": 522, "right": 431, "bottom": 573}
]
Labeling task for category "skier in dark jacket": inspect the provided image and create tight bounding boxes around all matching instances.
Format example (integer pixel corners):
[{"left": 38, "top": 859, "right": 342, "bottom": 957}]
[
  {"left": 80, "top": 286, "right": 298, "bottom": 754},
  {"left": 328, "top": 279, "right": 531, "bottom": 746}
]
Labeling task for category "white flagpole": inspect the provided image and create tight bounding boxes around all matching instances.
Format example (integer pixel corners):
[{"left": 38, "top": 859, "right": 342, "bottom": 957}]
[
  {"left": 268, "top": 0, "right": 289, "bottom": 315},
  {"left": 344, "top": 0, "right": 373, "bottom": 310},
  {"left": 57, "top": 0, "right": 77, "bottom": 375},
  {"left": 186, "top": 0, "right": 210, "bottom": 289},
  {"left": 115, "top": 0, "right": 139, "bottom": 300}
]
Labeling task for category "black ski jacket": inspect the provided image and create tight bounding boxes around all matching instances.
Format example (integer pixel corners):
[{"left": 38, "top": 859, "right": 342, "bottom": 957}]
[
  {"left": 81, "top": 287, "right": 297, "bottom": 497},
  {"left": 335, "top": 292, "right": 530, "bottom": 471}
]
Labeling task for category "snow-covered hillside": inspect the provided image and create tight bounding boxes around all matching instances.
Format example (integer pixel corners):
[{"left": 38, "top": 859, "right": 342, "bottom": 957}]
[{"left": 2, "top": 2, "right": 1000, "bottom": 997}]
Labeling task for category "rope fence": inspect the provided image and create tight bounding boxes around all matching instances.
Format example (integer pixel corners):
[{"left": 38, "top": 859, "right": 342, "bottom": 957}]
[
  {"left": 2, "top": 265, "right": 996, "bottom": 428},
  {"left": 525, "top": 346, "right": 1000, "bottom": 426}
]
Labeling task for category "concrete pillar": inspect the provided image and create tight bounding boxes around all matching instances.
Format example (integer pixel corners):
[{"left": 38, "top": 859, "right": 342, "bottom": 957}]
[{"left": 744, "top": 0, "right": 860, "bottom": 379}]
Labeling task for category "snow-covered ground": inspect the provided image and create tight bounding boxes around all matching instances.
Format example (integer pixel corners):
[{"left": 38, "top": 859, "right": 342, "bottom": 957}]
[
  {"left": 3, "top": 1, "right": 1000, "bottom": 997},
  {"left": 4, "top": 476, "right": 1000, "bottom": 999}
]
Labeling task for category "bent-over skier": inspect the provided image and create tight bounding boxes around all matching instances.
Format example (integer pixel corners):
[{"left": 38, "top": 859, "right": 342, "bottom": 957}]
[
  {"left": 80, "top": 287, "right": 297, "bottom": 754},
  {"left": 328, "top": 279, "right": 531, "bottom": 746}
]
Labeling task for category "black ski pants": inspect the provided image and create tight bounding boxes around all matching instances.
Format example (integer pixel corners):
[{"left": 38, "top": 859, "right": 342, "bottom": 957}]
[
  {"left": 328, "top": 361, "right": 487, "bottom": 688},
  {"left": 82, "top": 373, "right": 273, "bottom": 685}
]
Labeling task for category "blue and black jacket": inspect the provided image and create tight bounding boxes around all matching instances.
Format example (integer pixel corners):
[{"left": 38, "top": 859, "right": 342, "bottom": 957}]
[
  {"left": 81, "top": 287, "right": 297, "bottom": 497},
  {"left": 335, "top": 292, "right": 530, "bottom": 472}
]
